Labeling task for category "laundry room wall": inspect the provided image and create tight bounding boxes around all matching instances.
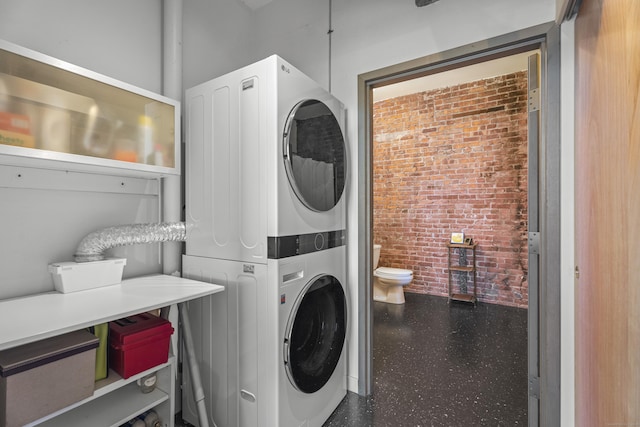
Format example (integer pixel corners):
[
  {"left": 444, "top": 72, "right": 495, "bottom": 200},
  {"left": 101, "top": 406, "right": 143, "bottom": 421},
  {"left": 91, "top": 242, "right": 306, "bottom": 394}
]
[
  {"left": 0, "top": 0, "right": 167, "bottom": 299},
  {"left": 0, "top": 0, "right": 162, "bottom": 93},
  {"left": 234, "top": 0, "right": 556, "bottom": 393},
  {"left": 182, "top": 0, "right": 257, "bottom": 89}
]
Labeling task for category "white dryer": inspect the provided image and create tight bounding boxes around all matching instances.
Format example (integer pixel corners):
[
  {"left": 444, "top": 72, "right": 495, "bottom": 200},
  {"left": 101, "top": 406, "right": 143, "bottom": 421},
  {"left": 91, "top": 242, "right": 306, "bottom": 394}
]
[
  {"left": 185, "top": 55, "right": 347, "bottom": 264},
  {"left": 182, "top": 245, "right": 347, "bottom": 427}
]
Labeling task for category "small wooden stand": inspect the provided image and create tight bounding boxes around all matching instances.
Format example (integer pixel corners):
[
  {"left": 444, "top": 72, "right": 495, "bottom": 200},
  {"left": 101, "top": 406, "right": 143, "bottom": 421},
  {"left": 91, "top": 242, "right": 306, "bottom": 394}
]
[{"left": 447, "top": 242, "right": 477, "bottom": 304}]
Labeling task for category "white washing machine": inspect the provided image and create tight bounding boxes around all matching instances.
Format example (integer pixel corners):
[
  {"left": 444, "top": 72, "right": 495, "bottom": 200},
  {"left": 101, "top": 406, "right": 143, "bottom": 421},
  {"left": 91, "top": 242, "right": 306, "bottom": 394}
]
[
  {"left": 182, "top": 245, "right": 347, "bottom": 427},
  {"left": 275, "top": 246, "right": 348, "bottom": 427},
  {"left": 185, "top": 55, "right": 347, "bottom": 264}
]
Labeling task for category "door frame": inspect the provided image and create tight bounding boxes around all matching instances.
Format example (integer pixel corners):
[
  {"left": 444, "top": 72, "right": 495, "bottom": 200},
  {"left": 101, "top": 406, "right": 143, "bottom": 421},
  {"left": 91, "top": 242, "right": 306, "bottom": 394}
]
[{"left": 356, "top": 22, "right": 561, "bottom": 426}]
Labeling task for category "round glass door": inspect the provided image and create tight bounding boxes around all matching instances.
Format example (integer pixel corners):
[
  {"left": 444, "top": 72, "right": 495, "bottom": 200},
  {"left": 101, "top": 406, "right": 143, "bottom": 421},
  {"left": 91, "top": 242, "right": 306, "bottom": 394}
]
[
  {"left": 284, "top": 275, "right": 347, "bottom": 393},
  {"left": 283, "top": 99, "right": 346, "bottom": 212}
]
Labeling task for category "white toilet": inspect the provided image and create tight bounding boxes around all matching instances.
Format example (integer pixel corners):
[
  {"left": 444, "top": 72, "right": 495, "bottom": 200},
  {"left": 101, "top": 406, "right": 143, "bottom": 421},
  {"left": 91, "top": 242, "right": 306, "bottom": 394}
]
[{"left": 373, "top": 244, "right": 413, "bottom": 304}]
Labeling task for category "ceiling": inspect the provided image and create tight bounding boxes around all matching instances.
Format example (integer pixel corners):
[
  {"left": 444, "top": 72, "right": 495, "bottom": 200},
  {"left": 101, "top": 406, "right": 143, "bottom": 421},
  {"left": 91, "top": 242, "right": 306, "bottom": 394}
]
[{"left": 373, "top": 51, "right": 535, "bottom": 102}]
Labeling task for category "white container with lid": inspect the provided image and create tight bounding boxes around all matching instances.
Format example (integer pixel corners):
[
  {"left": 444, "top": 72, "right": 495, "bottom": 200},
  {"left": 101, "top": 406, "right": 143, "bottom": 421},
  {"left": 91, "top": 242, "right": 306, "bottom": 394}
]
[{"left": 48, "top": 258, "right": 126, "bottom": 293}]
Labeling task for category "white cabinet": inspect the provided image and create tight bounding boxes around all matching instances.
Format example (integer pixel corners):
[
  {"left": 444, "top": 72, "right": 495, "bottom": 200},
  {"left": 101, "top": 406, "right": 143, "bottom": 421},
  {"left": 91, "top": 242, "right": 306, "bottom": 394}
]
[{"left": 0, "top": 39, "right": 180, "bottom": 178}]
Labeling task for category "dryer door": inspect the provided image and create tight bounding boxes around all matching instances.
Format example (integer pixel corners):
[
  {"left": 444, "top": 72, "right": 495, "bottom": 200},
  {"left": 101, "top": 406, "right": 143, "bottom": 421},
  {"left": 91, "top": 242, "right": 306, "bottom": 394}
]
[
  {"left": 283, "top": 99, "right": 346, "bottom": 212},
  {"left": 284, "top": 274, "right": 346, "bottom": 393}
]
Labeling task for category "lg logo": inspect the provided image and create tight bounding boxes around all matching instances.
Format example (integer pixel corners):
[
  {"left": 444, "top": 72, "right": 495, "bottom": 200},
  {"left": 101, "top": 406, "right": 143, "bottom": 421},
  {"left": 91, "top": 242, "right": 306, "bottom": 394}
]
[{"left": 281, "top": 64, "right": 290, "bottom": 74}]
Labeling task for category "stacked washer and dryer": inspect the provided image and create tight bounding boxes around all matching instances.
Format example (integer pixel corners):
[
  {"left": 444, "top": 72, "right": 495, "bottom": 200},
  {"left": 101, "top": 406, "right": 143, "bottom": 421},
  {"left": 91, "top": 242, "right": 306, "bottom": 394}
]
[{"left": 181, "top": 55, "right": 348, "bottom": 427}]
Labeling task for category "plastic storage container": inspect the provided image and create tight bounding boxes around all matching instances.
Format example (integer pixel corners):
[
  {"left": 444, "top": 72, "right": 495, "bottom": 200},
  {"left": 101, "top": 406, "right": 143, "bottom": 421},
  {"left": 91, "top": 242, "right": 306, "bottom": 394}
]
[
  {"left": 0, "top": 330, "right": 99, "bottom": 427},
  {"left": 108, "top": 313, "right": 174, "bottom": 379},
  {"left": 48, "top": 258, "right": 126, "bottom": 293}
]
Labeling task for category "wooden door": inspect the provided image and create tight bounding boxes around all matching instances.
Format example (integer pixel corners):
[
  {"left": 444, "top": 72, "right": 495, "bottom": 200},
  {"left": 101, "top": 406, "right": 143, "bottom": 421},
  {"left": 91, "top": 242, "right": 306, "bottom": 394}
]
[{"left": 575, "top": 0, "right": 640, "bottom": 425}]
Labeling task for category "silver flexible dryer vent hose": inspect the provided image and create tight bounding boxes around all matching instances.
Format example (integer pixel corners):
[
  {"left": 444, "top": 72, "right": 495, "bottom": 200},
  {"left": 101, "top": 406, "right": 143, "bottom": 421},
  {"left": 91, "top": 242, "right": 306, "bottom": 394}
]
[{"left": 74, "top": 222, "right": 187, "bottom": 263}]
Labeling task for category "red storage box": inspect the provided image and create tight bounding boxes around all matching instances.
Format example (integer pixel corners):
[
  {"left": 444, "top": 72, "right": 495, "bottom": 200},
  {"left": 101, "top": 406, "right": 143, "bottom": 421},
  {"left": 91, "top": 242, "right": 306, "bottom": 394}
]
[{"left": 108, "top": 313, "right": 174, "bottom": 379}]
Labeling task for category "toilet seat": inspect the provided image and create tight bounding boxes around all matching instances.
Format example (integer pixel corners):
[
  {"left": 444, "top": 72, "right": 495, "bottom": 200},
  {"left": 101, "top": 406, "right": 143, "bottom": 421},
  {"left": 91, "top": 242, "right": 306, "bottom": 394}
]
[{"left": 374, "top": 267, "right": 413, "bottom": 281}]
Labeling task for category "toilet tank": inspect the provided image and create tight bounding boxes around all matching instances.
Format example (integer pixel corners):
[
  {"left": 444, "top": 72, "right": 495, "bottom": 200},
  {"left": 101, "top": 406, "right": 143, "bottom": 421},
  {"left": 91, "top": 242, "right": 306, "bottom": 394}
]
[{"left": 373, "top": 244, "right": 381, "bottom": 269}]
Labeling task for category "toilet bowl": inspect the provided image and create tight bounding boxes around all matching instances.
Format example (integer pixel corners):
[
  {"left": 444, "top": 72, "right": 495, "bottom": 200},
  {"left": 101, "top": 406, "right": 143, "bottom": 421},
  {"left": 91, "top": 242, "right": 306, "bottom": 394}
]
[{"left": 373, "top": 244, "right": 413, "bottom": 304}]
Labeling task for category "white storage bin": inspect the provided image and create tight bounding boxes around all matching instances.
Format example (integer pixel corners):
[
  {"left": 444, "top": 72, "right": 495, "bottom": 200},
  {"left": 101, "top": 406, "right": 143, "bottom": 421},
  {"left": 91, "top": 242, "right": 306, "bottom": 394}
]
[{"left": 48, "top": 258, "right": 126, "bottom": 293}]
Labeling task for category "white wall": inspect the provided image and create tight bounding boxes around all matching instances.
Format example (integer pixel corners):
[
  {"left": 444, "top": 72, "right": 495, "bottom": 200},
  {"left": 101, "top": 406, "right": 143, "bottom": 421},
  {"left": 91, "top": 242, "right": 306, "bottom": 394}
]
[
  {"left": 251, "top": 1, "right": 331, "bottom": 89},
  {"left": 182, "top": 0, "right": 256, "bottom": 89},
  {"left": 241, "top": 0, "right": 556, "bottom": 392},
  {"left": 0, "top": 0, "right": 162, "bottom": 93},
  {"left": 0, "top": 0, "right": 258, "bottom": 299},
  {"left": 0, "top": 0, "right": 166, "bottom": 299},
  {"left": 182, "top": 0, "right": 330, "bottom": 91}
]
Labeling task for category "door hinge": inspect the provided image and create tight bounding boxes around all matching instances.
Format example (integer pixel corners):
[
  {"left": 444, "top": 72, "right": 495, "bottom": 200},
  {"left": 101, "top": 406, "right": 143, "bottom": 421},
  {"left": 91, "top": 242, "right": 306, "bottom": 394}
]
[
  {"left": 528, "top": 232, "right": 540, "bottom": 255},
  {"left": 529, "top": 376, "right": 540, "bottom": 399},
  {"left": 529, "top": 88, "right": 540, "bottom": 112}
]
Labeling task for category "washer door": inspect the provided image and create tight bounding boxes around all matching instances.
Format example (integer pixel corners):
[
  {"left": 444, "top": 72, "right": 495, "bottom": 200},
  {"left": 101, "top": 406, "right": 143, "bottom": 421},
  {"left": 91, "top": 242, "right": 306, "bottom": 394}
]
[
  {"left": 283, "top": 99, "right": 346, "bottom": 212},
  {"left": 284, "top": 274, "right": 347, "bottom": 394}
]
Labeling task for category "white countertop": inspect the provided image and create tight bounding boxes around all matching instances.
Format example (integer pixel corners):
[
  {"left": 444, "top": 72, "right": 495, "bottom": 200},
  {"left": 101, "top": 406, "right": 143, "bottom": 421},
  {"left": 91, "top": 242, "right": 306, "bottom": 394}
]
[{"left": 0, "top": 274, "right": 224, "bottom": 351}]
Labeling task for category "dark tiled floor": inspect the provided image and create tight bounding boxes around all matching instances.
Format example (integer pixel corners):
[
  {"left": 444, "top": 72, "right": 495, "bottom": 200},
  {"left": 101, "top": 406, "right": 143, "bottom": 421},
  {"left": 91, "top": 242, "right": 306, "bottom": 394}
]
[{"left": 324, "top": 293, "right": 528, "bottom": 426}]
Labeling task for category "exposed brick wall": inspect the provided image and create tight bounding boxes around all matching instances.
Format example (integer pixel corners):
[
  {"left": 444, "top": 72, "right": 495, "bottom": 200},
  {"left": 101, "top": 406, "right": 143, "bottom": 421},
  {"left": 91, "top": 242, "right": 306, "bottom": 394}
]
[{"left": 372, "top": 72, "right": 528, "bottom": 308}]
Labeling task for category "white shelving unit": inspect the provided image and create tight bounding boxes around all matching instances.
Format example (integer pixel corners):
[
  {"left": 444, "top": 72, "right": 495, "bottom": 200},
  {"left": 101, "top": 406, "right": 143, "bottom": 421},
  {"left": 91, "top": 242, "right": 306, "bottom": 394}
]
[
  {"left": 30, "top": 359, "right": 175, "bottom": 427},
  {"left": 0, "top": 274, "right": 224, "bottom": 427},
  {"left": 0, "top": 274, "right": 223, "bottom": 351}
]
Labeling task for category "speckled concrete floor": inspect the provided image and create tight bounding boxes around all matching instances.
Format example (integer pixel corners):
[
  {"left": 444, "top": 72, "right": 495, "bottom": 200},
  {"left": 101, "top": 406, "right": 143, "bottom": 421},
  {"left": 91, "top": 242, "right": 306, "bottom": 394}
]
[{"left": 323, "top": 293, "right": 528, "bottom": 427}]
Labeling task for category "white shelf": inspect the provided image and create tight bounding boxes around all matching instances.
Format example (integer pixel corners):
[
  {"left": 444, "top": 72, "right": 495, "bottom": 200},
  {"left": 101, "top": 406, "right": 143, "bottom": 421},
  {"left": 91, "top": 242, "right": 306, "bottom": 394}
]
[
  {"left": 32, "top": 359, "right": 175, "bottom": 427},
  {"left": 0, "top": 274, "right": 224, "bottom": 351}
]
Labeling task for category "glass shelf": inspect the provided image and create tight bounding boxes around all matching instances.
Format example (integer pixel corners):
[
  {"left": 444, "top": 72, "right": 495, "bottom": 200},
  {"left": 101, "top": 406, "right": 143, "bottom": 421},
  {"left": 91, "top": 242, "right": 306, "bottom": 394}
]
[{"left": 0, "top": 40, "right": 180, "bottom": 177}]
